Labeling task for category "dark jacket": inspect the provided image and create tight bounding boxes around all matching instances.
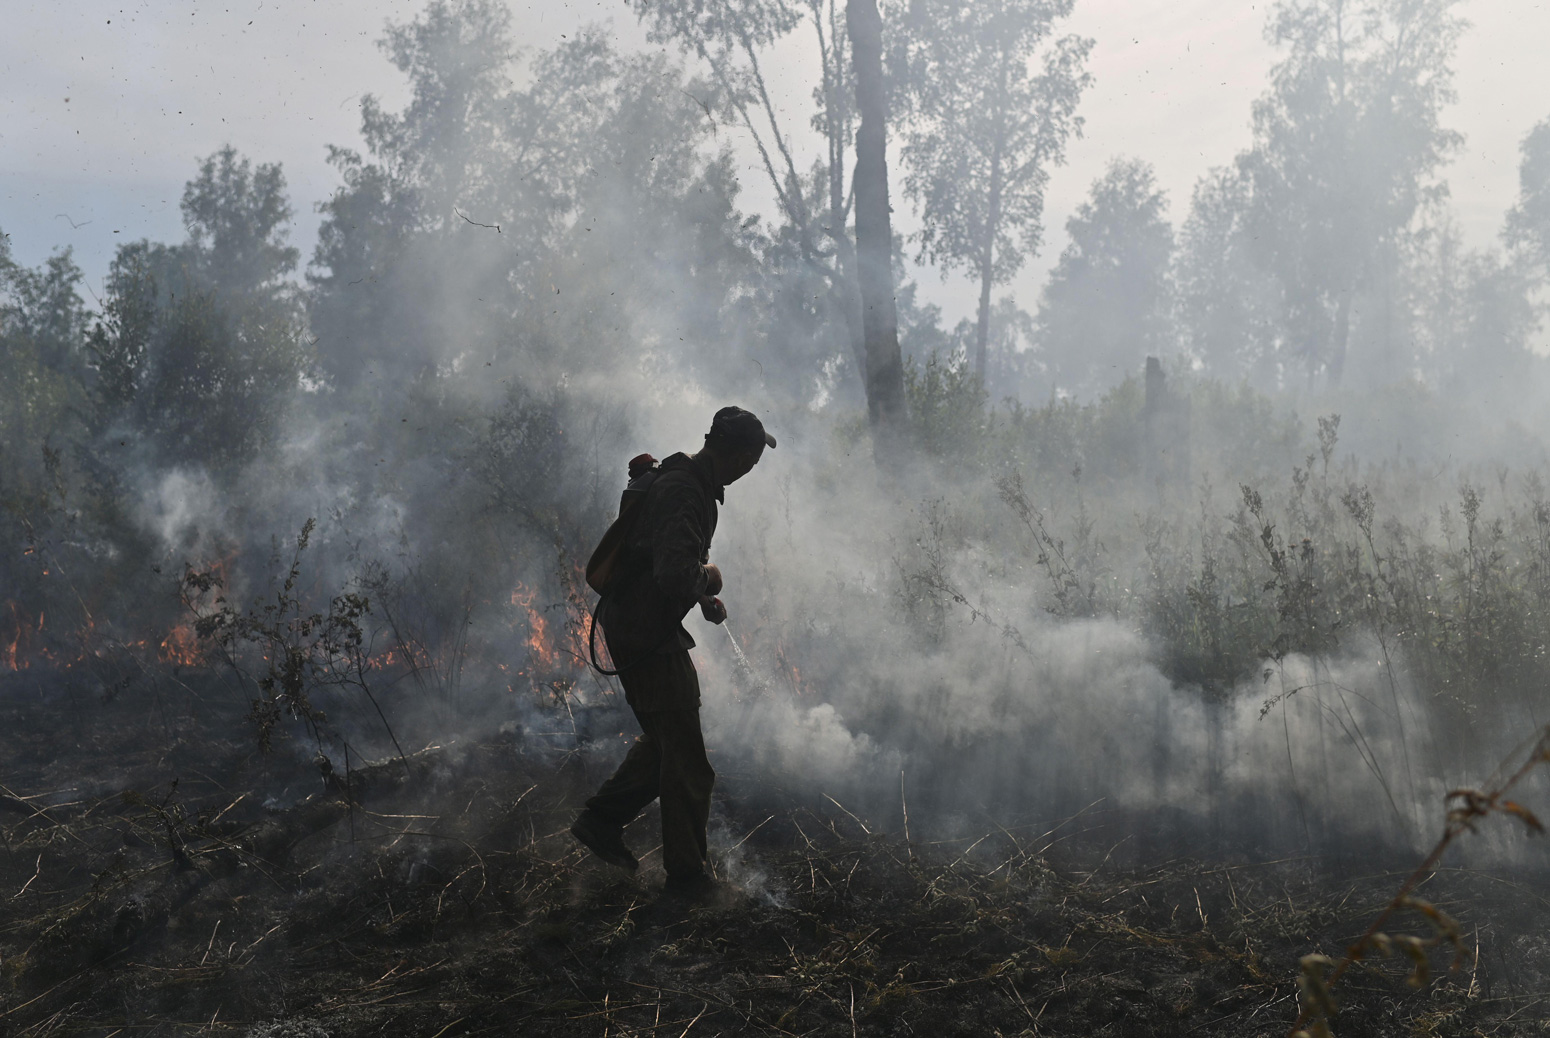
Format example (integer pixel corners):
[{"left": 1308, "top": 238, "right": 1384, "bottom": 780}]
[{"left": 598, "top": 452, "right": 722, "bottom": 667}]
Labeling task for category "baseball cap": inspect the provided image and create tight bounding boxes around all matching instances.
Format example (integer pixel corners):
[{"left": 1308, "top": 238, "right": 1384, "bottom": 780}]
[{"left": 708, "top": 406, "right": 776, "bottom": 449}]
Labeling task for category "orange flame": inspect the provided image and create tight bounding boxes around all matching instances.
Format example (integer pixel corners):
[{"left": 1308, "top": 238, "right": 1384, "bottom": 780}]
[
  {"left": 507, "top": 581, "right": 599, "bottom": 689},
  {"left": 511, "top": 584, "right": 559, "bottom": 671},
  {"left": 158, "top": 623, "right": 203, "bottom": 666},
  {"left": 3, "top": 602, "right": 45, "bottom": 672},
  {"left": 4, "top": 546, "right": 243, "bottom": 672},
  {"left": 3, "top": 602, "right": 21, "bottom": 671}
]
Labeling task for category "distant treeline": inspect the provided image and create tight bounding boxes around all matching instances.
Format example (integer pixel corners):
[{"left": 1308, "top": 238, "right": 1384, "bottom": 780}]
[{"left": 1, "top": 0, "right": 1548, "bottom": 752}]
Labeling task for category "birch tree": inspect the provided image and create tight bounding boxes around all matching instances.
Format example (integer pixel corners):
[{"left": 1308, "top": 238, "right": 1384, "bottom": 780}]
[
  {"left": 1239, "top": 0, "right": 1465, "bottom": 388},
  {"left": 899, "top": 0, "right": 1091, "bottom": 378},
  {"left": 629, "top": 0, "right": 869, "bottom": 382}
]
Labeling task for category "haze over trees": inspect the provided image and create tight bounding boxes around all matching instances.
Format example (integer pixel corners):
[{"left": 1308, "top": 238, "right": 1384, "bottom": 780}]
[
  {"left": 0, "top": 0, "right": 1545, "bottom": 670},
  {"left": 1506, "top": 118, "right": 1550, "bottom": 279},
  {"left": 1230, "top": 0, "right": 1469, "bottom": 389},
  {"left": 10, "top": 1, "right": 1550, "bottom": 815},
  {"left": 0, "top": 0, "right": 1543, "bottom": 552},
  {"left": 6, "top": 2, "right": 1550, "bottom": 1032},
  {"left": 1034, "top": 157, "right": 1173, "bottom": 398},
  {"left": 88, "top": 148, "right": 308, "bottom": 472},
  {"left": 899, "top": 0, "right": 1092, "bottom": 379},
  {"left": 627, "top": 0, "right": 873, "bottom": 396},
  {"left": 9, "top": 0, "right": 1535, "bottom": 432}
]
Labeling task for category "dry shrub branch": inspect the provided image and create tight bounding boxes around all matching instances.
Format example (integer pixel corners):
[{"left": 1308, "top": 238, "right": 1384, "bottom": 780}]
[{"left": 1290, "top": 723, "right": 1550, "bottom": 1038}]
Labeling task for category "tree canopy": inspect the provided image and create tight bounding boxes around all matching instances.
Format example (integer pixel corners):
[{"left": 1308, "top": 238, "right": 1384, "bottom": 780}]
[
  {"left": 1506, "top": 117, "right": 1550, "bottom": 280},
  {"left": 1237, "top": 0, "right": 1466, "bottom": 387},
  {"left": 899, "top": 0, "right": 1091, "bottom": 378},
  {"left": 1036, "top": 158, "right": 1173, "bottom": 398}
]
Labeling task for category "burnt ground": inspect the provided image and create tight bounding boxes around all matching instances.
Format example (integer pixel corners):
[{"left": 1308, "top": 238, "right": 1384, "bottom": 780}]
[{"left": 2, "top": 670, "right": 1549, "bottom": 1037}]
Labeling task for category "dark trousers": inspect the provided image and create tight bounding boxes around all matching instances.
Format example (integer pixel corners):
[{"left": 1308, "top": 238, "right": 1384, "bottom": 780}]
[{"left": 585, "top": 705, "right": 715, "bottom": 879}]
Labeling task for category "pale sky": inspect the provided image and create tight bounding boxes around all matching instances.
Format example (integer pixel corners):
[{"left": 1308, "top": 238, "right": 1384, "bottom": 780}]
[{"left": 3, "top": 0, "right": 1548, "bottom": 326}]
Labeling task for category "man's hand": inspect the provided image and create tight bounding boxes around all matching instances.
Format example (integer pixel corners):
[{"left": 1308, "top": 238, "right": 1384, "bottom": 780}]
[
  {"left": 699, "top": 595, "right": 727, "bottom": 625},
  {"left": 702, "top": 563, "right": 724, "bottom": 597}
]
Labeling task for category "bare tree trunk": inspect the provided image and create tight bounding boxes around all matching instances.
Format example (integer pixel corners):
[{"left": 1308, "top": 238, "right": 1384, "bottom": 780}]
[
  {"left": 976, "top": 243, "right": 995, "bottom": 379},
  {"left": 837, "top": 219, "right": 874, "bottom": 382},
  {"left": 976, "top": 66, "right": 1009, "bottom": 381},
  {"left": 818, "top": 0, "right": 869, "bottom": 386},
  {"left": 1329, "top": 291, "right": 1351, "bottom": 388},
  {"left": 835, "top": 238, "right": 869, "bottom": 387},
  {"left": 848, "top": 0, "right": 906, "bottom": 454}
]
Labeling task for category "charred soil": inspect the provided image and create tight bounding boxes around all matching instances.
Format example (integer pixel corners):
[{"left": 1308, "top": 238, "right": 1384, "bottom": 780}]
[{"left": 1, "top": 672, "right": 1547, "bottom": 1037}]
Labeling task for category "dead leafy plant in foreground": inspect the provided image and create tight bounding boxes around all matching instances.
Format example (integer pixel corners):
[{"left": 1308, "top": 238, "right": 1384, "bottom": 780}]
[{"left": 1290, "top": 723, "right": 1550, "bottom": 1038}]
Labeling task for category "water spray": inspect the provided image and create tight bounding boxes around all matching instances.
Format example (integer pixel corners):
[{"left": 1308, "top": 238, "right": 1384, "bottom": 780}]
[{"left": 722, "top": 620, "right": 767, "bottom": 702}]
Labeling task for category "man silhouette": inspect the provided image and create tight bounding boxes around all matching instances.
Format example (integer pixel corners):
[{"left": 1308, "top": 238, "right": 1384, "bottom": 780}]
[{"left": 571, "top": 406, "right": 775, "bottom": 893}]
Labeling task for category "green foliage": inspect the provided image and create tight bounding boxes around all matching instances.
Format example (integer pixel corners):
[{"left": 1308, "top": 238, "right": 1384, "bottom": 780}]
[
  {"left": 0, "top": 242, "right": 90, "bottom": 485},
  {"left": 997, "top": 469, "right": 1109, "bottom": 619},
  {"left": 1138, "top": 508, "right": 1260, "bottom": 697},
  {"left": 1454, "top": 253, "right": 1538, "bottom": 391},
  {"left": 980, "top": 295, "right": 1040, "bottom": 402},
  {"left": 900, "top": 0, "right": 1092, "bottom": 284},
  {"left": 472, "top": 382, "right": 620, "bottom": 547},
  {"left": 309, "top": 9, "right": 779, "bottom": 398},
  {"left": 309, "top": 15, "right": 618, "bottom": 387},
  {"left": 898, "top": 358, "right": 1304, "bottom": 498},
  {"left": 545, "top": 51, "right": 767, "bottom": 392},
  {"left": 1188, "top": 378, "right": 1303, "bottom": 479},
  {"left": 0, "top": 245, "right": 90, "bottom": 375},
  {"left": 902, "top": 348, "right": 989, "bottom": 462},
  {"left": 1135, "top": 5, "right": 1535, "bottom": 399},
  {"left": 626, "top": 0, "right": 869, "bottom": 399},
  {"left": 0, "top": 155, "right": 310, "bottom": 675},
  {"left": 180, "top": 145, "right": 301, "bottom": 297},
  {"left": 887, "top": 371, "right": 1550, "bottom": 725},
  {"left": 87, "top": 235, "right": 306, "bottom": 471},
  {"left": 0, "top": 238, "right": 99, "bottom": 663},
  {"left": 625, "top": 0, "right": 831, "bottom": 244},
  {"left": 1000, "top": 374, "right": 1147, "bottom": 491},
  {"left": 77, "top": 147, "right": 306, "bottom": 474}
]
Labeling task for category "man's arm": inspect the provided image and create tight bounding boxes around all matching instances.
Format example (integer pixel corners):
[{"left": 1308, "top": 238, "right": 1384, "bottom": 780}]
[{"left": 650, "top": 481, "right": 711, "bottom": 604}]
